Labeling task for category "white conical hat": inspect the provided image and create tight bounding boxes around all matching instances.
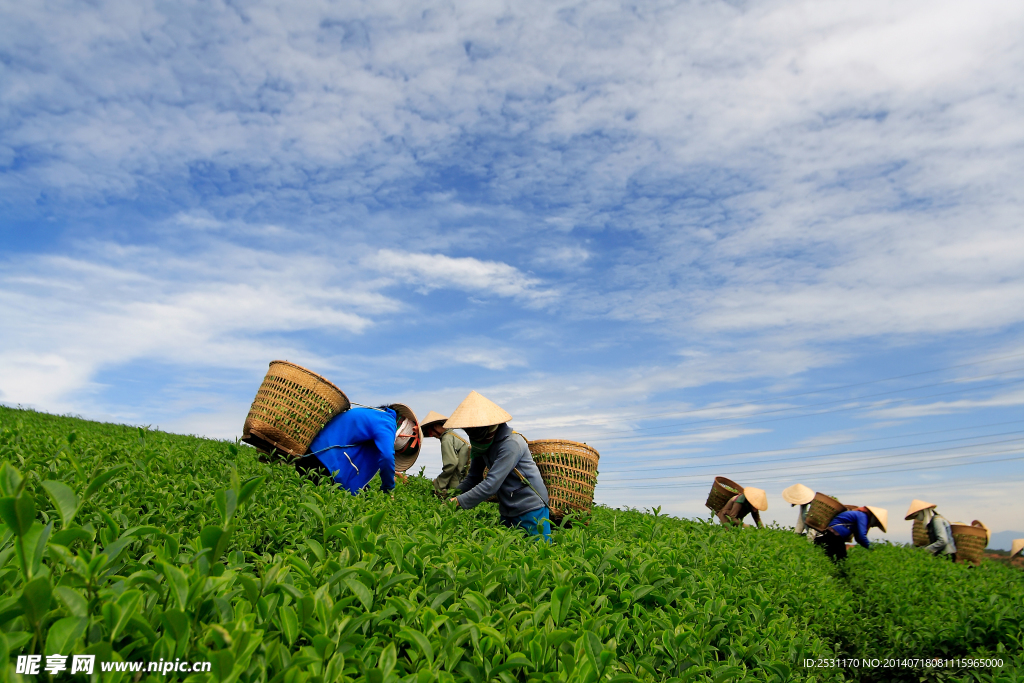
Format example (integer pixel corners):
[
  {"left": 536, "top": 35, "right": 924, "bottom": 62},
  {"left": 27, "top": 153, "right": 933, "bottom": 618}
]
[
  {"left": 744, "top": 487, "right": 768, "bottom": 511},
  {"left": 1011, "top": 539, "right": 1024, "bottom": 558},
  {"left": 443, "top": 391, "right": 512, "bottom": 429},
  {"left": 904, "top": 499, "right": 936, "bottom": 520},
  {"left": 865, "top": 506, "right": 888, "bottom": 533},
  {"left": 420, "top": 410, "right": 448, "bottom": 430},
  {"left": 782, "top": 483, "right": 814, "bottom": 505}
]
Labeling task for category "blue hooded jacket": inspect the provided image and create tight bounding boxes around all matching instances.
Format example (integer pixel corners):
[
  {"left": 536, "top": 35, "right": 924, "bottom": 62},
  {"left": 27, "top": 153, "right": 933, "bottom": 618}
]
[
  {"left": 829, "top": 510, "right": 872, "bottom": 549},
  {"left": 307, "top": 407, "right": 397, "bottom": 494}
]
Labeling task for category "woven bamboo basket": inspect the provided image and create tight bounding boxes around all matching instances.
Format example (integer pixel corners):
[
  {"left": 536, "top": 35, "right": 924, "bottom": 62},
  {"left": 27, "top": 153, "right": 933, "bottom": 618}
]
[
  {"left": 951, "top": 524, "right": 987, "bottom": 566},
  {"left": 805, "top": 493, "right": 846, "bottom": 532},
  {"left": 528, "top": 439, "right": 599, "bottom": 523},
  {"left": 705, "top": 476, "right": 742, "bottom": 513},
  {"left": 242, "top": 361, "right": 350, "bottom": 457},
  {"left": 912, "top": 519, "right": 930, "bottom": 547}
]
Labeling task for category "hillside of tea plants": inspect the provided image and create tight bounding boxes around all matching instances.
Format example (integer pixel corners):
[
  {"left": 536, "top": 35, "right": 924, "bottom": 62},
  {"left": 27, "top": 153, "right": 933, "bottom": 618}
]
[{"left": 1, "top": 405, "right": 1021, "bottom": 683}]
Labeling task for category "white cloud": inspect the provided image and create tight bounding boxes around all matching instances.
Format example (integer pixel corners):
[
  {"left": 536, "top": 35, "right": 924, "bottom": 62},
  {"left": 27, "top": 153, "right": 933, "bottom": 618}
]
[
  {"left": 0, "top": 238, "right": 391, "bottom": 408},
  {"left": 865, "top": 388, "right": 1024, "bottom": 420},
  {"left": 364, "top": 249, "right": 553, "bottom": 302},
  {"left": 2, "top": 0, "right": 1024, "bottom": 521}
]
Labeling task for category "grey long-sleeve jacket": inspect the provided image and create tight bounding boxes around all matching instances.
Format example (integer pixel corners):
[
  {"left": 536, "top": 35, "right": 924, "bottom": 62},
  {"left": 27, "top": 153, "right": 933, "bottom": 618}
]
[
  {"left": 455, "top": 424, "right": 549, "bottom": 518},
  {"left": 925, "top": 514, "right": 957, "bottom": 556}
]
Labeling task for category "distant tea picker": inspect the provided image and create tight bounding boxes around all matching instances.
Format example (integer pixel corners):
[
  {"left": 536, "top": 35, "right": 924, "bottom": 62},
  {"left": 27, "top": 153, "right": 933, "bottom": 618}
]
[
  {"left": 240, "top": 361, "right": 421, "bottom": 494},
  {"left": 419, "top": 410, "right": 471, "bottom": 497}
]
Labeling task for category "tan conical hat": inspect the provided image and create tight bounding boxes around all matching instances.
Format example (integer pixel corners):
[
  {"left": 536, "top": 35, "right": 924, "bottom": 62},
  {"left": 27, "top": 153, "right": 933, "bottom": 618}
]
[
  {"left": 443, "top": 391, "right": 512, "bottom": 429},
  {"left": 781, "top": 483, "right": 814, "bottom": 505},
  {"left": 1011, "top": 539, "right": 1024, "bottom": 558},
  {"left": 971, "top": 520, "right": 990, "bottom": 543},
  {"left": 744, "top": 487, "right": 768, "bottom": 511},
  {"left": 904, "top": 499, "right": 936, "bottom": 520},
  {"left": 420, "top": 410, "right": 448, "bottom": 430},
  {"left": 866, "top": 506, "right": 888, "bottom": 533}
]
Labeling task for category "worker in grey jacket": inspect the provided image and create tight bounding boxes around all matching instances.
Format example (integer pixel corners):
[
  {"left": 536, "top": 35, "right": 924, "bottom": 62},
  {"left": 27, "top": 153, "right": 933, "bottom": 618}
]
[
  {"left": 420, "top": 410, "right": 471, "bottom": 497},
  {"left": 444, "top": 390, "right": 551, "bottom": 542},
  {"left": 905, "top": 499, "right": 957, "bottom": 559}
]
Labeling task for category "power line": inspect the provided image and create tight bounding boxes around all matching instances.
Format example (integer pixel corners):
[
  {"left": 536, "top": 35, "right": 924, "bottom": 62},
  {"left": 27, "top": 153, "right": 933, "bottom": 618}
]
[
  {"left": 594, "top": 418, "right": 1024, "bottom": 467},
  {"left": 597, "top": 448, "right": 1024, "bottom": 490},
  {"left": 587, "top": 376, "right": 1024, "bottom": 443},
  {"left": 522, "top": 350, "right": 1024, "bottom": 431},
  {"left": 598, "top": 428, "right": 1024, "bottom": 476},
  {"left": 589, "top": 367, "right": 1024, "bottom": 438},
  {"left": 598, "top": 435, "right": 1024, "bottom": 482}
]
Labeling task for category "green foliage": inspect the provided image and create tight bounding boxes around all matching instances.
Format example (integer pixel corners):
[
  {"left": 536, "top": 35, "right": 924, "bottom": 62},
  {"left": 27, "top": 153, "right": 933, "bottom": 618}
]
[
  {"left": 0, "top": 406, "right": 1020, "bottom": 683},
  {"left": 840, "top": 543, "right": 1023, "bottom": 682}
]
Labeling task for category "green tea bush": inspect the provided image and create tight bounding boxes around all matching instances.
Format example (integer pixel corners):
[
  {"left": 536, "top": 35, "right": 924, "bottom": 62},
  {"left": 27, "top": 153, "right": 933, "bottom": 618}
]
[
  {"left": 0, "top": 406, "right": 1020, "bottom": 682},
  {"left": 840, "top": 543, "right": 1023, "bottom": 682}
]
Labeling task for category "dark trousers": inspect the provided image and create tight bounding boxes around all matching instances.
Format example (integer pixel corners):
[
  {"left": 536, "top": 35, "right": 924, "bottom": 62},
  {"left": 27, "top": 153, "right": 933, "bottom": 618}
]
[{"left": 815, "top": 530, "right": 848, "bottom": 562}]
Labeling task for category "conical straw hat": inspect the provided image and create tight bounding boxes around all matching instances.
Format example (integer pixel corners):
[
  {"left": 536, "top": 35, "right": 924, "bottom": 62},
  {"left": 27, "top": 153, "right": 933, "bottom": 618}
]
[
  {"left": 781, "top": 483, "right": 814, "bottom": 505},
  {"left": 389, "top": 404, "right": 421, "bottom": 472},
  {"left": 1011, "top": 539, "right": 1024, "bottom": 558},
  {"left": 443, "top": 391, "right": 512, "bottom": 429},
  {"left": 865, "top": 506, "right": 888, "bottom": 533},
  {"left": 420, "top": 410, "right": 448, "bottom": 430},
  {"left": 744, "top": 487, "right": 768, "bottom": 511},
  {"left": 904, "top": 499, "right": 936, "bottom": 520},
  {"left": 971, "top": 520, "right": 990, "bottom": 543}
]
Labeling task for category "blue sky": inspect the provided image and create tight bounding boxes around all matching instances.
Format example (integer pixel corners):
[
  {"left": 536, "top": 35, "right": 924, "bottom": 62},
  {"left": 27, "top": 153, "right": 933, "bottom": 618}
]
[{"left": 2, "top": 0, "right": 1023, "bottom": 546}]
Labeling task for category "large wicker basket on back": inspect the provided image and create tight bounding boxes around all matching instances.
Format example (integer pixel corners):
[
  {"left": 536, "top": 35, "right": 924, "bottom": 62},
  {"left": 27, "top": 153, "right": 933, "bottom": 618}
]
[
  {"left": 242, "top": 361, "right": 350, "bottom": 457},
  {"left": 705, "top": 477, "right": 742, "bottom": 513},
  {"left": 951, "top": 524, "right": 987, "bottom": 566},
  {"left": 912, "top": 519, "right": 930, "bottom": 547},
  {"left": 528, "top": 440, "right": 599, "bottom": 522},
  {"left": 805, "top": 493, "right": 846, "bottom": 532}
]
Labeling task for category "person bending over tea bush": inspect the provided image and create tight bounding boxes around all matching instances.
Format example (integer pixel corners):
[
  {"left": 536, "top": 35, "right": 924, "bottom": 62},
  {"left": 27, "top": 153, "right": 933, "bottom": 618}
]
[
  {"left": 905, "top": 499, "right": 957, "bottom": 560},
  {"left": 444, "top": 391, "right": 553, "bottom": 542},
  {"left": 716, "top": 486, "right": 767, "bottom": 528},
  {"left": 816, "top": 505, "right": 888, "bottom": 562},
  {"left": 420, "top": 410, "right": 471, "bottom": 497},
  {"left": 301, "top": 405, "right": 420, "bottom": 495}
]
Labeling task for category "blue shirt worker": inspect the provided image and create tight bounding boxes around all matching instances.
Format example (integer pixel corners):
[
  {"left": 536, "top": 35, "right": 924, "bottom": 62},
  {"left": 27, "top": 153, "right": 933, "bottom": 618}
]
[
  {"left": 443, "top": 390, "right": 552, "bottom": 542},
  {"left": 305, "top": 405, "right": 420, "bottom": 495},
  {"left": 905, "top": 499, "right": 957, "bottom": 559},
  {"left": 815, "top": 505, "right": 888, "bottom": 562}
]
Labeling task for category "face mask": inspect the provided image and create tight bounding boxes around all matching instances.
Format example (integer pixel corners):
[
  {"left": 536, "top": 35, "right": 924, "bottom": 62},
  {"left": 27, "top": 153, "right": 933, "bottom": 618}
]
[{"left": 466, "top": 425, "right": 498, "bottom": 458}]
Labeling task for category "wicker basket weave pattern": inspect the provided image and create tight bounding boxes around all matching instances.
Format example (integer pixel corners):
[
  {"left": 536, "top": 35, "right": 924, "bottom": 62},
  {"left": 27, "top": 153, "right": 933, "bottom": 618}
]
[
  {"left": 912, "top": 519, "right": 930, "bottom": 547},
  {"left": 951, "top": 524, "right": 987, "bottom": 566},
  {"left": 805, "top": 493, "right": 845, "bottom": 532},
  {"left": 705, "top": 477, "right": 742, "bottom": 513},
  {"left": 528, "top": 440, "right": 599, "bottom": 521},
  {"left": 242, "top": 361, "right": 350, "bottom": 457}
]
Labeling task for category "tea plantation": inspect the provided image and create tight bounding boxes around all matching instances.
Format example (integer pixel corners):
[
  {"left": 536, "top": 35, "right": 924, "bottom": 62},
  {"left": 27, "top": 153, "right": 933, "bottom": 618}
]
[{"left": 1, "top": 406, "right": 1021, "bottom": 683}]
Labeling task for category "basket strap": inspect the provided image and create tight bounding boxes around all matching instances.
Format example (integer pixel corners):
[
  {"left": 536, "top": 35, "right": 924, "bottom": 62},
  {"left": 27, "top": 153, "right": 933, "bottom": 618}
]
[{"left": 513, "top": 467, "right": 547, "bottom": 506}]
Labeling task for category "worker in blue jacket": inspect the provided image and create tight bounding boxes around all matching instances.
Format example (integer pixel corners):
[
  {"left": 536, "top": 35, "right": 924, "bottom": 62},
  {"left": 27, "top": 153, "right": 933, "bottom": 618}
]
[
  {"left": 815, "top": 505, "right": 888, "bottom": 562},
  {"left": 443, "top": 390, "right": 552, "bottom": 542},
  {"left": 303, "top": 405, "right": 420, "bottom": 494}
]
